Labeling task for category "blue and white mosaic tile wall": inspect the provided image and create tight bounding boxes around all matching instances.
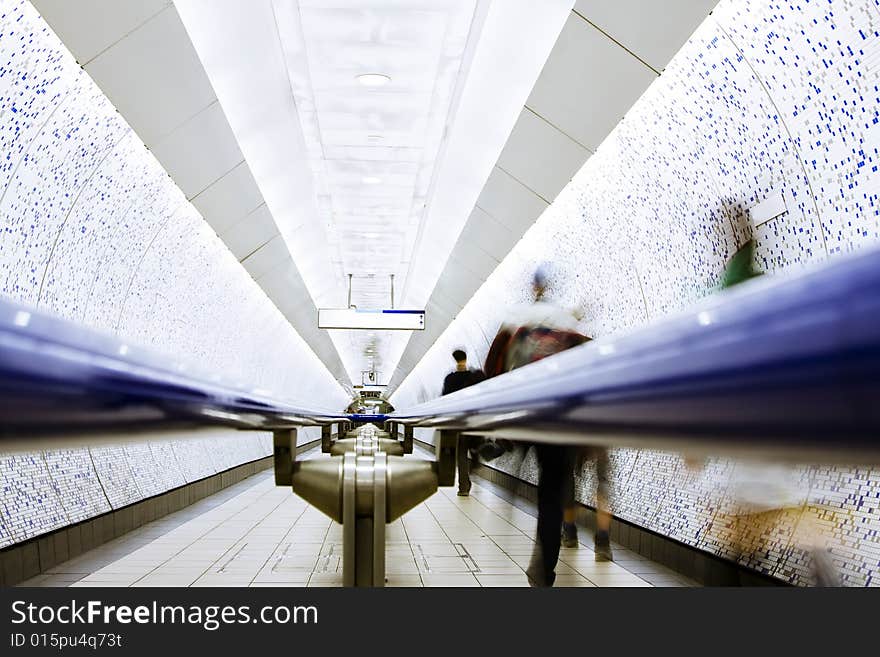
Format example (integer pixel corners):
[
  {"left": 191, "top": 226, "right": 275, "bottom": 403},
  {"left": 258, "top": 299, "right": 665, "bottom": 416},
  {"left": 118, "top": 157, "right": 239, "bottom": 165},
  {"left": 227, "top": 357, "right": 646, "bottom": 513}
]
[
  {"left": 0, "top": 432, "right": 275, "bottom": 550},
  {"left": 394, "top": 0, "right": 880, "bottom": 586},
  {"left": 0, "top": 0, "right": 347, "bottom": 549}
]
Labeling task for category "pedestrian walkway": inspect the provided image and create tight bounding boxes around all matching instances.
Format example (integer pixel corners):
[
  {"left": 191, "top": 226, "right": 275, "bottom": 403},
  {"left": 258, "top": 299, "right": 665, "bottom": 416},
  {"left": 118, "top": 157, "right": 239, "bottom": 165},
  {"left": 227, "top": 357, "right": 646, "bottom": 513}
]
[{"left": 19, "top": 448, "right": 698, "bottom": 588}]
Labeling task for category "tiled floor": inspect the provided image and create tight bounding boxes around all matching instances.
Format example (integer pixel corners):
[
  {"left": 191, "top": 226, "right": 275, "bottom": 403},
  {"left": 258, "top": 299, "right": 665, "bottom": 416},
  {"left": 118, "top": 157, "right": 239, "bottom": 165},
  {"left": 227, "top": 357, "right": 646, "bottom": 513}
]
[{"left": 18, "top": 448, "right": 698, "bottom": 588}]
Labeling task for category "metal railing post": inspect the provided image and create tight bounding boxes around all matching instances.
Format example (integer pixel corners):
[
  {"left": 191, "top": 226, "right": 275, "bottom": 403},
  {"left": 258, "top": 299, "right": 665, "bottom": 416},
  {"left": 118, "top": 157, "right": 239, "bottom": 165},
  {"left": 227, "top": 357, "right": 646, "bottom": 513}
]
[
  {"left": 273, "top": 428, "right": 297, "bottom": 486},
  {"left": 435, "top": 429, "right": 458, "bottom": 486},
  {"left": 321, "top": 424, "right": 333, "bottom": 452},
  {"left": 403, "top": 424, "right": 414, "bottom": 454}
]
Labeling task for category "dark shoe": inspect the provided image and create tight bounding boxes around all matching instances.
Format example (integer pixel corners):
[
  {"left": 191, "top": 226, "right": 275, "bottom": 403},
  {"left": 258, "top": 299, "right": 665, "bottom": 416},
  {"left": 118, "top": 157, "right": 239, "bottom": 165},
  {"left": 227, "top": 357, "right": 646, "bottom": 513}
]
[
  {"left": 526, "top": 547, "right": 555, "bottom": 587},
  {"left": 526, "top": 563, "right": 555, "bottom": 587},
  {"left": 594, "top": 531, "right": 613, "bottom": 562},
  {"left": 526, "top": 570, "right": 545, "bottom": 587},
  {"left": 561, "top": 522, "right": 578, "bottom": 548},
  {"left": 457, "top": 489, "right": 470, "bottom": 497}
]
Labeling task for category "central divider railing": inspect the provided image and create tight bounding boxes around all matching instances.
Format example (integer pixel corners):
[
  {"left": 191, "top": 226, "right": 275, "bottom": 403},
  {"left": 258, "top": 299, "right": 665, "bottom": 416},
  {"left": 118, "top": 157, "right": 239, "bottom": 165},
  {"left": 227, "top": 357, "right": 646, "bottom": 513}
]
[
  {"left": 272, "top": 421, "right": 447, "bottom": 587},
  {"left": 2, "top": 247, "right": 879, "bottom": 586}
]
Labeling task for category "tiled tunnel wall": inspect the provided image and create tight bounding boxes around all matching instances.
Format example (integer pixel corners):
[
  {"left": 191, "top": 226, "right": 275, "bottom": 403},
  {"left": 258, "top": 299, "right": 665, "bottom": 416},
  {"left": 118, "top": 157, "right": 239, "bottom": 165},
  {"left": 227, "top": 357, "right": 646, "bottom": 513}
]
[
  {"left": 0, "top": 0, "right": 348, "bottom": 550},
  {"left": 392, "top": 0, "right": 880, "bottom": 586},
  {"left": 0, "top": 431, "right": 272, "bottom": 549}
]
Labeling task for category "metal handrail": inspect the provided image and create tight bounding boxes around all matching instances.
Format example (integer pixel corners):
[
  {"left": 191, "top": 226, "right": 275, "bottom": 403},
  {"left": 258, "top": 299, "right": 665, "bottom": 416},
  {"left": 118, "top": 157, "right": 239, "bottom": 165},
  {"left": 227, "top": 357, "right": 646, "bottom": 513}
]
[
  {"left": 0, "top": 299, "right": 345, "bottom": 437},
  {"left": 387, "top": 248, "right": 880, "bottom": 460},
  {"left": 2, "top": 247, "right": 878, "bottom": 461}
]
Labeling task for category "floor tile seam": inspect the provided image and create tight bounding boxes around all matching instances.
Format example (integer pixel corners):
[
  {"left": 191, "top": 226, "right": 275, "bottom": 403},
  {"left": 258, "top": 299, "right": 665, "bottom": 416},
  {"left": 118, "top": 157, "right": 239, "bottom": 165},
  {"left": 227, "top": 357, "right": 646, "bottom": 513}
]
[
  {"left": 308, "top": 508, "right": 342, "bottom": 580},
  {"left": 237, "top": 494, "right": 314, "bottom": 586},
  {"left": 416, "top": 494, "right": 465, "bottom": 576},
  {"left": 130, "top": 477, "right": 285, "bottom": 587},
  {"left": 430, "top": 486, "right": 530, "bottom": 577},
  {"left": 395, "top": 500, "right": 423, "bottom": 586},
  {"left": 442, "top": 485, "right": 526, "bottom": 537}
]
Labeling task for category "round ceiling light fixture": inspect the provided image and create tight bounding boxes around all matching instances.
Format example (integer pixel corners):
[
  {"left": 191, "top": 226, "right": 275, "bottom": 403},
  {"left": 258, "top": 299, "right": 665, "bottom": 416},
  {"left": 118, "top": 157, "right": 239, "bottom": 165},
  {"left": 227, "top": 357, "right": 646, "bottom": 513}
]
[
  {"left": 356, "top": 73, "right": 391, "bottom": 87},
  {"left": 362, "top": 176, "right": 382, "bottom": 184}
]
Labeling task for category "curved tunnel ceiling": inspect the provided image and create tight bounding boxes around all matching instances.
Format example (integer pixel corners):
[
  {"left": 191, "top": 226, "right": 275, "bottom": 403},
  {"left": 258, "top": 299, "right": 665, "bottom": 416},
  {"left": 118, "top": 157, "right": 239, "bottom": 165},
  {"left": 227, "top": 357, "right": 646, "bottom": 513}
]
[
  {"left": 174, "top": 0, "right": 575, "bottom": 387},
  {"left": 30, "top": 0, "right": 719, "bottom": 396}
]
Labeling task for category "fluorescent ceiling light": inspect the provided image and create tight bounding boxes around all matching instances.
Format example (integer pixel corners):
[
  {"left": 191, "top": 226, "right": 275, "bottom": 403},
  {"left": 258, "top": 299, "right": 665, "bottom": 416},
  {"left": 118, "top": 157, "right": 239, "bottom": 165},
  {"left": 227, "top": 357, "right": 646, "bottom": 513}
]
[{"left": 356, "top": 73, "right": 392, "bottom": 87}]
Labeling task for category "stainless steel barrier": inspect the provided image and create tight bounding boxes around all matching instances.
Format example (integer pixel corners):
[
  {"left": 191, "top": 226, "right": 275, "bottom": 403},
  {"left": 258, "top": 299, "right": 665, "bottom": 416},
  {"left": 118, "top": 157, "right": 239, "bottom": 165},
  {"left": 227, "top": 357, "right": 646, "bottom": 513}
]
[{"left": 274, "top": 421, "right": 453, "bottom": 586}]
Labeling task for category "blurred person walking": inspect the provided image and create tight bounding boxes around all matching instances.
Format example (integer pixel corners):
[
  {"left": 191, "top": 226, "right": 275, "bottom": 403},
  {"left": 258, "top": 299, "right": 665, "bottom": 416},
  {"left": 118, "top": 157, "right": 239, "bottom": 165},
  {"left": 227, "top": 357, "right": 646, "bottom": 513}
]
[
  {"left": 482, "top": 266, "right": 613, "bottom": 586},
  {"left": 711, "top": 236, "right": 839, "bottom": 586},
  {"left": 441, "top": 349, "right": 485, "bottom": 497}
]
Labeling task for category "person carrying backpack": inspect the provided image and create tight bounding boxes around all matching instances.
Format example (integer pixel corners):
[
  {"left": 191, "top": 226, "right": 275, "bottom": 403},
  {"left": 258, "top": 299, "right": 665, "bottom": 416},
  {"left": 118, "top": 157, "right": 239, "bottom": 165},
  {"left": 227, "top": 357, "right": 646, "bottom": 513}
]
[
  {"left": 442, "top": 349, "right": 486, "bottom": 496},
  {"left": 482, "top": 266, "right": 612, "bottom": 586}
]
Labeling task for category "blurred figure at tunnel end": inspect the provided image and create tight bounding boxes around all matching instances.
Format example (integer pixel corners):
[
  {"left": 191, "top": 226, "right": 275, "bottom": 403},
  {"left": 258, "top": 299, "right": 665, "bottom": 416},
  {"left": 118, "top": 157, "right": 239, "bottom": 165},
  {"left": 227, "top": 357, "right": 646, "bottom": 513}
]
[
  {"left": 441, "top": 349, "right": 485, "bottom": 496},
  {"left": 482, "top": 264, "right": 611, "bottom": 586}
]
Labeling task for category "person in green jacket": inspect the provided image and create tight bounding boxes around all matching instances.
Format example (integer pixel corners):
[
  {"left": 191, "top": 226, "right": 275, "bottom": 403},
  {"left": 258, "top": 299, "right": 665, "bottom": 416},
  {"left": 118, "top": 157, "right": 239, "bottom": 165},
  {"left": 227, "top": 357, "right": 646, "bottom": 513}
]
[{"left": 721, "top": 239, "right": 762, "bottom": 289}]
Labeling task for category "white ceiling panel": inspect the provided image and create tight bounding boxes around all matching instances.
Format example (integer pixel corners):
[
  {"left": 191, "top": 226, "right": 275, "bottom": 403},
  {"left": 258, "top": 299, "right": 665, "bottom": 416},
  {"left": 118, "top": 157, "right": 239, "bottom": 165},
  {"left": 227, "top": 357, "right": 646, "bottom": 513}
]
[
  {"left": 573, "top": 0, "right": 718, "bottom": 72},
  {"left": 526, "top": 12, "right": 657, "bottom": 151},
  {"left": 190, "top": 161, "right": 265, "bottom": 236},
  {"left": 269, "top": 0, "right": 489, "bottom": 380},
  {"left": 323, "top": 144, "right": 424, "bottom": 163},
  {"left": 258, "top": 263, "right": 311, "bottom": 316},
  {"left": 32, "top": 0, "right": 170, "bottom": 64},
  {"left": 438, "top": 260, "right": 484, "bottom": 300},
  {"left": 286, "top": 302, "right": 318, "bottom": 328},
  {"left": 84, "top": 7, "right": 216, "bottom": 144},
  {"left": 151, "top": 102, "right": 244, "bottom": 199},
  {"left": 496, "top": 107, "right": 591, "bottom": 203},
  {"left": 175, "top": 0, "right": 340, "bottom": 315},
  {"left": 424, "top": 301, "right": 452, "bottom": 331},
  {"left": 243, "top": 237, "right": 292, "bottom": 281},
  {"left": 458, "top": 207, "right": 517, "bottom": 261},
  {"left": 399, "top": 0, "right": 574, "bottom": 307},
  {"left": 476, "top": 167, "right": 549, "bottom": 233},
  {"left": 450, "top": 240, "right": 501, "bottom": 276},
  {"left": 221, "top": 205, "right": 278, "bottom": 261},
  {"left": 430, "top": 285, "right": 465, "bottom": 318}
]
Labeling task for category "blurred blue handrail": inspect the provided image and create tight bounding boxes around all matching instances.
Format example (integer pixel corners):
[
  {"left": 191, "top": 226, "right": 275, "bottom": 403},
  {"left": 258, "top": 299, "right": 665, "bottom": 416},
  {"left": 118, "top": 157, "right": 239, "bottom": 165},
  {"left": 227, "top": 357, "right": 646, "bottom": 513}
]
[
  {"left": 0, "top": 300, "right": 345, "bottom": 436},
  {"left": 1, "top": 247, "right": 878, "bottom": 458},
  {"left": 388, "top": 248, "right": 880, "bottom": 456}
]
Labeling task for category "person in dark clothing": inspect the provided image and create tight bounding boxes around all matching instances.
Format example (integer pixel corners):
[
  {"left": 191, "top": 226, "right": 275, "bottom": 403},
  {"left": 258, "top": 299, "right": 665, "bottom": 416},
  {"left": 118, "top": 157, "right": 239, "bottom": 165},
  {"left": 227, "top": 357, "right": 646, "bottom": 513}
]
[
  {"left": 532, "top": 443, "right": 570, "bottom": 585},
  {"left": 441, "top": 349, "right": 485, "bottom": 496},
  {"left": 442, "top": 349, "right": 485, "bottom": 395}
]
